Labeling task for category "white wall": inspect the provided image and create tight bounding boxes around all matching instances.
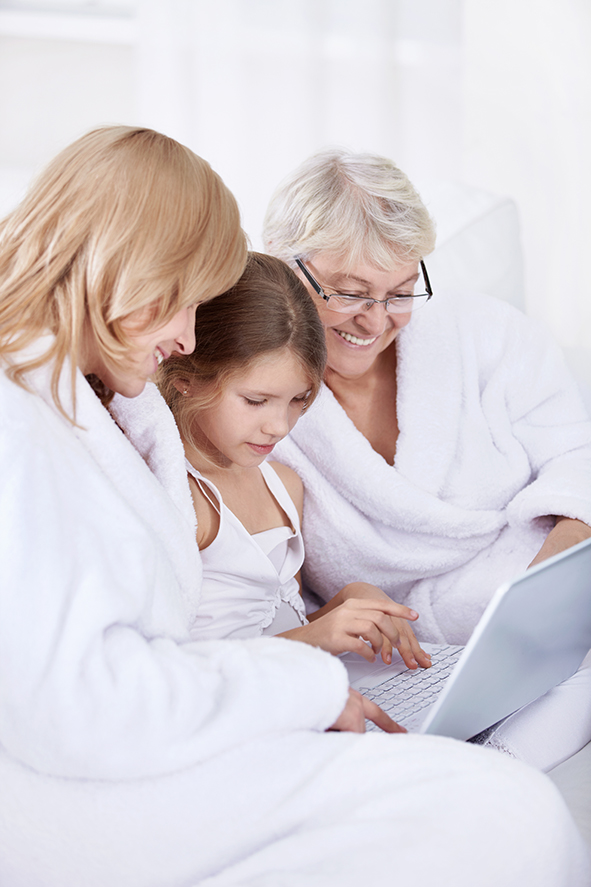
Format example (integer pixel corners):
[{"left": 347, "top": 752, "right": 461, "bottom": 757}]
[
  {"left": 463, "top": 0, "right": 591, "bottom": 381},
  {"left": 0, "top": 0, "right": 590, "bottom": 381}
]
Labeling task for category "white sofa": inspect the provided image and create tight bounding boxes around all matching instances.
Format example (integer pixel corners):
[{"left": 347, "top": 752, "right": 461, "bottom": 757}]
[
  {"left": 1, "top": 166, "right": 590, "bottom": 849},
  {"left": 420, "top": 179, "right": 591, "bottom": 850}
]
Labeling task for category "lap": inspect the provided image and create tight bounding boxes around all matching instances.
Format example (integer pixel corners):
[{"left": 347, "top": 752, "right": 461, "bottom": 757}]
[
  {"left": 478, "top": 660, "right": 591, "bottom": 771},
  {"left": 0, "top": 732, "right": 588, "bottom": 887}
]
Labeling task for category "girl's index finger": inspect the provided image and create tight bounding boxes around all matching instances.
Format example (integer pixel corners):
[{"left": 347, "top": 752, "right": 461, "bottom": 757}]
[{"left": 348, "top": 598, "right": 419, "bottom": 621}]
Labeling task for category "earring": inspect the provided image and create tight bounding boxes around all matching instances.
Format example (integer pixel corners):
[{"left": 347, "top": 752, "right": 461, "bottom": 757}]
[{"left": 182, "top": 388, "right": 188, "bottom": 396}]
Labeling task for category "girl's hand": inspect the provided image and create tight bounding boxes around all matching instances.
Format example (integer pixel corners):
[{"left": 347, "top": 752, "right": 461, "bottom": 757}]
[
  {"left": 328, "top": 688, "right": 406, "bottom": 734},
  {"left": 332, "top": 582, "right": 431, "bottom": 670},
  {"left": 280, "top": 597, "right": 425, "bottom": 665}
]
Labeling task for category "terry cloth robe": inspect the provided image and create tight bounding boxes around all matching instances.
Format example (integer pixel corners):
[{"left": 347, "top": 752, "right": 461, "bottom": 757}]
[
  {"left": 0, "top": 350, "right": 588, "bottom": 887},
  {"left": 273, "top": 290, "right": 591, "bottom": 646}
]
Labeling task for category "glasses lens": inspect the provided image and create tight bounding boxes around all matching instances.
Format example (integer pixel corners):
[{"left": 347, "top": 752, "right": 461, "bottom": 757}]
[
  {"left": 386, "top": 294, "right": 430, "bottom": 314},
  {"left": 327, "top": 295, "right": 368, "bottom": 313},
  {"left": 326, "top": 263, "right": 432, "bottom": 314},
  {"left": 386, "top": 265, "right": 431, "bottom": 313}
]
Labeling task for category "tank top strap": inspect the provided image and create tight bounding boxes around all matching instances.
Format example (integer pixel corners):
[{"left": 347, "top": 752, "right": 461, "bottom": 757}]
[
  {"left": 185, "top": 460, "right": 221, "bottom": 516},
  {"left": 259, "top": 461, "right": 301, "bottom": 532}
]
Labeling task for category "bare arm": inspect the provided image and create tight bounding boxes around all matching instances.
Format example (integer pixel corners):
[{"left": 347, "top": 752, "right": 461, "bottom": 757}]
[
  {"left": 271, "top": 464, "right": 430, "bottom": 668},
  {"left": 529, "top": 517, "right": 591, "bottom": 568}
]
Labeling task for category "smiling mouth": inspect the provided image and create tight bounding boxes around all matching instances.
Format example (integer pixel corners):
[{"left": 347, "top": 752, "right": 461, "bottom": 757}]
[{"left": 335, "top": 330, "right": 378, "bottom": 346}]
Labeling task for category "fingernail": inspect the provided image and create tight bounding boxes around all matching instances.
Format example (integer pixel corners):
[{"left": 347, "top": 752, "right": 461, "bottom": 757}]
[{"left": 408, "top": 610, "right": 418, "bottom": 618}]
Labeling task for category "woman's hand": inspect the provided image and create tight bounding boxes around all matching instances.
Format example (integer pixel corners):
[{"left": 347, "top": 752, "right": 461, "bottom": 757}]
[
  {"left": 328, "top": 688, "right": 406, "bottom": 734},
  {"left": 280, "top": 596, "right": 428, "bottom": 666}
]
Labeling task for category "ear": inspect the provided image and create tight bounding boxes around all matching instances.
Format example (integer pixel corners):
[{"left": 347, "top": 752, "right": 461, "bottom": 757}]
[{"left": 172, "top": 378, "right": 191, "bottom": 395}]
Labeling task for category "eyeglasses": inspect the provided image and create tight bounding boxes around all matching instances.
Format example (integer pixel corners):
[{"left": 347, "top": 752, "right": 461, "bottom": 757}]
[{"left": 294, "top": 258, "right": 433, "bottom": 315}]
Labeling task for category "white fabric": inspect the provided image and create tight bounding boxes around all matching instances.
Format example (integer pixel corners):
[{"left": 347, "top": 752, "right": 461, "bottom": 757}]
[
  {"left": 549, "top": 740, "right": 591, "bottom": 848},
  {"left": 0, "top": 357, "right": 348, "bottom": 780},
  {"left": 3, "top": 731, "right": 589, "bottom": 887},
  {"left": 261, "top": 597, "right": 306, "bottom": 634},
  {"left": 187, "top": 460, "right": 307, "bottom": 640},
  {"left": 274, "top": 290, "right": 591, "bottom": 646},
  {"left": 477, "top": 654, "right": 591, "bottom": 772},
  {"left": 1, "top": 353, "right": 590, "bottom": 886}
]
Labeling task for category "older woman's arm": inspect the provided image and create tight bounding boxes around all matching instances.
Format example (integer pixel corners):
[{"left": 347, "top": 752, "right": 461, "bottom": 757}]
[{"left": 528, "top": 516, "right": 591, "bottom": 567}]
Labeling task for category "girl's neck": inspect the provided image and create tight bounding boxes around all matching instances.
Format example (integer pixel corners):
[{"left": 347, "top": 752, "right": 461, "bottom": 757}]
[{"left": 183, "top": 440, "right": 256, "bottom": 484}]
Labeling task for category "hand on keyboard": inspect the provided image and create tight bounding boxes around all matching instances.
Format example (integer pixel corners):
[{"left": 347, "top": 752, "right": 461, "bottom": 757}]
[
  {"left": 328, "top": 688, "right": 407, "bottom": 734},
  {"left": 361, "top": 645, "right": 463, "bottom": 733},
  {"left": 338, "top": 582, "right": 432, "bottom": 670},
  {"left": 282, "top": 597, "right": 426, "bottom": 664}
]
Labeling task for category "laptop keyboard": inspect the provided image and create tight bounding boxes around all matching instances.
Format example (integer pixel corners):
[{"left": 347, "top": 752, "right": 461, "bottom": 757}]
[{"left": 361, "top": 644, "right": 463, "bottom": 732}]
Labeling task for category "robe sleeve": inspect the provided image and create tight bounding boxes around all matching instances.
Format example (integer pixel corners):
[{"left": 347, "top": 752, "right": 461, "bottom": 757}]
[
  {"left": 0, "top": 379, "right": 349, "bottom": 780},
  {"left": 493, "top": 311, "right": 591, "bottom": 527}
]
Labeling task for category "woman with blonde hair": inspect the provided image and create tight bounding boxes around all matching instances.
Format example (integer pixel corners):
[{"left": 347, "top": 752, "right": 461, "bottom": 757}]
[{"left": 0, "top": 128, "right": 587, "bottom": 887}]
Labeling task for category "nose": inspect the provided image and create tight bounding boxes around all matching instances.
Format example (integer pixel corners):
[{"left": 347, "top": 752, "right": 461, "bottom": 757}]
[
  {"left": 354, "top": 301, "right": 413, "bottom": 334},
  {"left": 353, "top": 300, "right": 392, "bottom": 335},
  {"left": 261, "top": 406, "right": 290, "bottom": 440},
  {"left": 175, "top": 305, "right": 197, "bottom": 355}
]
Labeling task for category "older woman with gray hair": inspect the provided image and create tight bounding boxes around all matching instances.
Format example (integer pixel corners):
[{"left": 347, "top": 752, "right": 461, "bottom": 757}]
[
  {"left": 266, "top": 149, "right": 591, "bottom": 767},
  {"left": 266, "top": 149, "right": 591, "bottom": 639}
]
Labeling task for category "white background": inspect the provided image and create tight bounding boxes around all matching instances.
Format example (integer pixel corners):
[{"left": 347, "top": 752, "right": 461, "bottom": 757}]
[{"left": 1, "top": 0, "right": 590, "bottom": 382}]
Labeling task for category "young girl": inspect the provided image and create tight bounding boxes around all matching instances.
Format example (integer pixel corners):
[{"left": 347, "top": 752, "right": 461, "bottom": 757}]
[{"left": 158, "top": 253, "right": 431, "bottom": 668}]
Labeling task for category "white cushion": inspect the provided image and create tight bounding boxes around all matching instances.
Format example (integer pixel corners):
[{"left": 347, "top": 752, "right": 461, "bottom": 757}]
[{"left": 417, "top": 180, "right": 526, "bottom": 313}]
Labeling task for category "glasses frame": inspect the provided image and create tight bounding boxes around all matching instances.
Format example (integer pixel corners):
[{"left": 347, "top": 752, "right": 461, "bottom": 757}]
[{"left": 294, "top": 257, "right": 433, "bottom": 314}]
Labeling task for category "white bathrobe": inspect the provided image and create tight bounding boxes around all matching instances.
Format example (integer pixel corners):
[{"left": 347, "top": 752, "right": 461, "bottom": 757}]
[
  {"left": 0, "top": 351, "right": 588, "bottom": 887},
  {"left": 274, "top": 290, "right": 591, "bottom": 645}
]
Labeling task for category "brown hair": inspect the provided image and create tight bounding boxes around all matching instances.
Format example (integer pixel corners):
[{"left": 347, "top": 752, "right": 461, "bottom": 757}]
[
  {"left": 158, "top": 252, "right": 327, "bottom": 459},
  {"left": 0, "top": 125, "right": 246, "bottom": 416}
]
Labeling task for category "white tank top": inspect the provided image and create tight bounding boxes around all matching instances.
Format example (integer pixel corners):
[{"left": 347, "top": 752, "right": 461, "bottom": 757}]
[{"left": 187, "top": 460, "right": 307, "bottom": 640}]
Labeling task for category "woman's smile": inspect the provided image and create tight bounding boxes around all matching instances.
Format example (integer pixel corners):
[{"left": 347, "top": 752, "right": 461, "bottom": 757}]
[
  {"left": 334, "top": 330, "right": 379, "bottom": 347},
  {"left": 296, "top": 254, "right": 415, "bottom": 380}
]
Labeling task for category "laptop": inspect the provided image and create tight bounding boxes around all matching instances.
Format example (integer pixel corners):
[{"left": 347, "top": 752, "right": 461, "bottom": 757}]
[{"left": 340, "top": 537, "right": 591, "bottom": 739}]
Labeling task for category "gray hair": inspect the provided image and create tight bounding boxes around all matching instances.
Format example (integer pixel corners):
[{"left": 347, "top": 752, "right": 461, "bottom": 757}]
[{"left": 263, "top": 148, "right": 436, "bottom": 272}]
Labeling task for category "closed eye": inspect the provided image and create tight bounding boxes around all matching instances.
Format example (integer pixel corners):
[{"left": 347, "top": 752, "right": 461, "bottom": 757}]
[{"left": 243, "top": 397, "right": 266, "bottom": 406}]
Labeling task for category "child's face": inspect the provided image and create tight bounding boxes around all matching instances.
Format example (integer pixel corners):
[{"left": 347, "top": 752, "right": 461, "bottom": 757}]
[{"left": 192, "top": 349, "right": 312, "bottom": 469}]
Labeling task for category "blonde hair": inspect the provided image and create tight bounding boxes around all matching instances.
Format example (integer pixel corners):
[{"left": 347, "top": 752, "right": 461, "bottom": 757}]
[
  {"left": 0, "top": 125, "right": 247, "bottom": 416},
  {"left": 158, "top": 252, "right": 326, "bottom": 467},
  {"left": 263, "top": 148, "right": 436, "bottom": 272}
]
